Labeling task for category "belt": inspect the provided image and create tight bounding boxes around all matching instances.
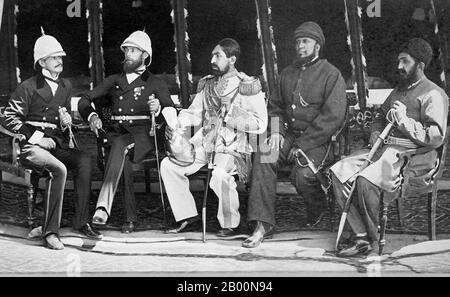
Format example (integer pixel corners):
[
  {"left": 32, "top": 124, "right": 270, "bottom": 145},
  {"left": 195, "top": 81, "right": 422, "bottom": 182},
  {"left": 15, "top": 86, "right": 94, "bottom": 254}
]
[
  {"left": 111, "top": 115, "right": 151, "bottom": 121},
  {"left": 25, "top": 121, "right": 58, "bottom": 129},
  {"left": 384, "top": 136, "right": 419, "bottom": 148}
]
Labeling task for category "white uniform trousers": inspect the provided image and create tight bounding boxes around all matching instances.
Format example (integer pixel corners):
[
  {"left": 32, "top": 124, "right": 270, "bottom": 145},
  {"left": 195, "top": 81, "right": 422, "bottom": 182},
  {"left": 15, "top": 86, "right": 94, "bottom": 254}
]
[{"left": 160, "top": 145, "right": 240, "bottom": 229}]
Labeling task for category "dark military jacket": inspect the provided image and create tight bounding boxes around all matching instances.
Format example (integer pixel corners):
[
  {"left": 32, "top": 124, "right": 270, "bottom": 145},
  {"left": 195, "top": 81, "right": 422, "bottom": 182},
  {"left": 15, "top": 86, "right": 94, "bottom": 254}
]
[
  {"left": 3, "top": 73, "right": 72, "bottom": 149},
  {"left": 78, "top": 70, "right": 173, "bottom": 162},
  {"left": 268, "top": 58, "right": 347, "bottom": 164}
]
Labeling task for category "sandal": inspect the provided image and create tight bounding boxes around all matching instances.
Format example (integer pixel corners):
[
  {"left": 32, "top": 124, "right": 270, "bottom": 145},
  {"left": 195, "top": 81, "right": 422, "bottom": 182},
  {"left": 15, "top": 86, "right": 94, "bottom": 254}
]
[{"left": 242, "top": 221, "right": 274, "bottom": 248}]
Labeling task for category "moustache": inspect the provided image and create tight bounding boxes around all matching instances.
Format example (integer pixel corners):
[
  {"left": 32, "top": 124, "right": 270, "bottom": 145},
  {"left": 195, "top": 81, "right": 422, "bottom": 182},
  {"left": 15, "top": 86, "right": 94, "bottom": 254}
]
[
  {"left": 211, "top": 64, "right": 219, "bottom": 69},
  {"left": 121, "top": 59, "right": 132, "bottom": 64}
]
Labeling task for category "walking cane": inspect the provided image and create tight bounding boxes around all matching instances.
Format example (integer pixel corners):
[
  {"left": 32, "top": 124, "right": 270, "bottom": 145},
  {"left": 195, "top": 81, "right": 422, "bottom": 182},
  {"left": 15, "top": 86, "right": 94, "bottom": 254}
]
[
  {"left": 202, "top": 105, "right": 226, "bottom": 243},
  {"left": 202, "top": 152, "right": 215, "bottom": 243},
  {"left": 148, "top": 95, "right": 167, "bottom": 230},
  {"left": 335, "top": 109, "right": 397, "bottom": 250}
]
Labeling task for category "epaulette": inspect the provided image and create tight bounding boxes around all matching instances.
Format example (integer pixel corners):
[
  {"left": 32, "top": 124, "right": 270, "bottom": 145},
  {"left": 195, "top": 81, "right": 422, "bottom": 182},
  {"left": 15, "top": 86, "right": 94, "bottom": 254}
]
[
  {"left": 238, "top": 72, "right": 262, "bottom": 96},
  {"left": 196, "top": 75, "right": 214, "bottom": 93}
]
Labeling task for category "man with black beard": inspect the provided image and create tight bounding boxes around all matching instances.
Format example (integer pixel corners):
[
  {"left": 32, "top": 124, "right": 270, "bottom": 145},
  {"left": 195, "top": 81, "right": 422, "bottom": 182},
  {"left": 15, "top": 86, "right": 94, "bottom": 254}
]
[
  {"left": 242, "top": 21, "right": 347, "bottom": 248},
  {"left": 331, "top": 38, "right": 448, "bottom": 257},
  {"left": 78, "top": 31, "right": 173, "bottom": 233},
  {"left": 160, "top": 38, "right": 267, "bottom": 235}
]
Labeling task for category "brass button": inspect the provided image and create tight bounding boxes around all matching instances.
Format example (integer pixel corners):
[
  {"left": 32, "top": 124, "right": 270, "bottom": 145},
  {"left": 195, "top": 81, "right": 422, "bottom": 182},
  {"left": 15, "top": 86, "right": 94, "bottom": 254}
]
[
  {"left": 43, "top": 117, "right": 46, "bottom": 121},
  {"left": 119, "top": 120, "right": 123, "bottom": 124},
  {"left": 119, "top": 96, "right": 123, "bottom": 100},
  {"left": 291, "top": 118, "right": 295, "bottom": 122},
  {"left": 130, "top": 109, "right": 134, "bottom": 112},
  {"left": 129, "top": 120, "right": 133, "bottom": 124},
  {"left": 118, "top": 108, "right": 122, "bottom": 112}
]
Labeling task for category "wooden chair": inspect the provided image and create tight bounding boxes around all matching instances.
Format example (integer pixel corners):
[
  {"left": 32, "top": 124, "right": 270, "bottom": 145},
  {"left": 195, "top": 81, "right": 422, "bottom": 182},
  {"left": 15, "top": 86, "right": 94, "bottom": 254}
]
[
  {"left": 325, "top": 110, "right": 350, "bottom": 231},
  {"left": 378, "top": 125, "right": 450, "bottom": 255},
  {"left": 0, "top": 125, "right": 48, "bottom": 230},
  {"left": 0, "top": 98, "right": 91, "bottom": 230}
]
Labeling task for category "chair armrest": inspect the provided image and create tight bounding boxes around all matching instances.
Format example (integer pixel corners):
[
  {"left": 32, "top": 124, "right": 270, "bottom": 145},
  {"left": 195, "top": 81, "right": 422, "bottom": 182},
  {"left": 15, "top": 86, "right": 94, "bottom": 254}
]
[
  {"left": 0, "top": 125, "right": 23, "bottom": 166},
  {"left": 0, "top": 124, "right": 17, "bottom": 138}
]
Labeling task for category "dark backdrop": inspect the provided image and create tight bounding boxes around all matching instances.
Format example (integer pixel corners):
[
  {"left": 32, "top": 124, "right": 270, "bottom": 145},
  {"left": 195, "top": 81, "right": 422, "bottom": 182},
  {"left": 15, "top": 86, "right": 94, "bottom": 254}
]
[{"left": 0, "top": 0, "right": 448, "bottom": 99}]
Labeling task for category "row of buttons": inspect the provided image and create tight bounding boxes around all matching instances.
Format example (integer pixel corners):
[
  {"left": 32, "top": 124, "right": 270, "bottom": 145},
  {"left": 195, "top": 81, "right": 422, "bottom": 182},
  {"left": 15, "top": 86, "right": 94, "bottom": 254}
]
[
  {"left": 41, "top": 117, "right": 58, "bottom": 121},
  {"left": 119, "top": 95, "right": 140, "bottom": 101},
  {"left": 117, "top": 108, "right": 135, "bottom": 112},
  {"left": 42, "top": 106, "right": 58, "bottom": 121}
]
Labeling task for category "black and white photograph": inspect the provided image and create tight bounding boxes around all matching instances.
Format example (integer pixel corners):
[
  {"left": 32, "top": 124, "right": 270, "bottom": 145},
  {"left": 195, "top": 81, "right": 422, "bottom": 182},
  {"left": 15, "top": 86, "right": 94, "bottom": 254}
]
[{"left": 0, "top": 0, "right": 450, "bottom": 280}]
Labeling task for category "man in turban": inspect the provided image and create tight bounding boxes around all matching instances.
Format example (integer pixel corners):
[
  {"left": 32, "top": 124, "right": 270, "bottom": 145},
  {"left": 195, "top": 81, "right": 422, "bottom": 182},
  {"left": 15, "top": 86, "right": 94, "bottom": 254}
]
[
  {"left": 331, "top": 38, "right": 448, "bottom": 257},
  {"left": 242, "top": 21, "right": 347, "bottom": 248}
]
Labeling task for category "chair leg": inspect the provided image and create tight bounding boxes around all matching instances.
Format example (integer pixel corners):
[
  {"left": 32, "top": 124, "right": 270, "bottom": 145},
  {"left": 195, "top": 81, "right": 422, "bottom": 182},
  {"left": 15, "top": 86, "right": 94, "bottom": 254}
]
[
  {"left": 378, "top": 193, "right": 388, "bottom": 256},
  {"left": 144, "top": 168, "right": 151, "bottom": 194},
  {"left": 328, "top": 191, "right": 336, "bottom": 232},
  {"left": 396, "top": 196, "right": 405, "bottom": 227},
  {"left": 428, "top": 188, "right": 437, "bottom": 241},
  {"left": 24, "top": 170, "right": 35, "bottom": 231}
]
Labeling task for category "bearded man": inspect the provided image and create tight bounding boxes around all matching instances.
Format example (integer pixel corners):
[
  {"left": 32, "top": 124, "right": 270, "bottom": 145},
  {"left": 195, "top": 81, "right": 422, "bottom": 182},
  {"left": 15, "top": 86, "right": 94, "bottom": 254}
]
[
  {"left": 331, "top": 38, "right": 449, "bottom": 257},
  {"left": 78, "top": 31, "right": 174, "bottom": 233},
  {"left": 160, "top": 38, "right": 267, "bottom": 236},
  {"left": 242, "top": 21, "right": 347, "bottom": 248}
]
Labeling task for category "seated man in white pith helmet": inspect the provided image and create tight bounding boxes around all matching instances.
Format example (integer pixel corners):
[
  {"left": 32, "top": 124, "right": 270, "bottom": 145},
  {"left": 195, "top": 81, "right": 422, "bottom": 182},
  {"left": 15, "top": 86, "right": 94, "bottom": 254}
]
[
  {"left": 78, "top": 30, "right": 174, "bottom": 233},
  {"left": 3, "top": 30, "right": 103, "bottom": 250}
]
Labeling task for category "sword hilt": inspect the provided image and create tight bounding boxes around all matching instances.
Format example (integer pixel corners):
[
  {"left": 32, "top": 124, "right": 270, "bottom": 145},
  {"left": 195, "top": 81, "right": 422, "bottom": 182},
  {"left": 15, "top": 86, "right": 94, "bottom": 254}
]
[
  {"left": 58, "top": 106, "right": 76, "bottom": 148},
  {"left": 148, "top": 94, "right": 156, "bottom": 136},
  {"left": 149, "top": 112, "right": 156, "bottom": 136}
]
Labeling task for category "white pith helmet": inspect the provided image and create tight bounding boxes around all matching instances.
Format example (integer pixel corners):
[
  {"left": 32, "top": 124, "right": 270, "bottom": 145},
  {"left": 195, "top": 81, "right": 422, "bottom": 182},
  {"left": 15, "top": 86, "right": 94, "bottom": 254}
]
[
  {"left": 33, "top": 27, "right": 66, "bottom": 68},
  {"left": 120, "top": 30, "right": 152, "bottom": 65}
]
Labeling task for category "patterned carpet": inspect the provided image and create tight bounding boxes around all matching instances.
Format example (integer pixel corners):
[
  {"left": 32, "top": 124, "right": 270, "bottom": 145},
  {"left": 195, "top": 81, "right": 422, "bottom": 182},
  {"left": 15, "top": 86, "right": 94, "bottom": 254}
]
[{"left": 2, "top": 180, "right": 450, "bottom": 236}]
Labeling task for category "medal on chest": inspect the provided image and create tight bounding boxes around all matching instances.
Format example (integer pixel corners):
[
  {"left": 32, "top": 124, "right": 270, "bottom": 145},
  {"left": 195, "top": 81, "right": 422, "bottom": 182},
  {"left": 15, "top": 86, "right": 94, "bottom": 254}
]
[{"left": 133, "top": 86, "right": 145, "bottom": 100}]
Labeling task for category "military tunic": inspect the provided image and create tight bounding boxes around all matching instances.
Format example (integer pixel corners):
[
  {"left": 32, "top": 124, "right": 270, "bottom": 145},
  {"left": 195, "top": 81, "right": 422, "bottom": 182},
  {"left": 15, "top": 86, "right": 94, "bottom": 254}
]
[
  {"left": 79, "top": 70, "right": 173, "bottom": 162},
  {"left": 247, "top": 58, "right": 347, "bottom": 226},
  {"left": 161, "top": 70, "right": 267, "bottom": 228},
  {"left": 330, "top": 76, "right": 449, "bottom": 242},
  {"left": 78, "top": 69, "right": 173, "bottom": 222},
  {"left": 3, "top": 72, "right": 93, "bottom": 236}
]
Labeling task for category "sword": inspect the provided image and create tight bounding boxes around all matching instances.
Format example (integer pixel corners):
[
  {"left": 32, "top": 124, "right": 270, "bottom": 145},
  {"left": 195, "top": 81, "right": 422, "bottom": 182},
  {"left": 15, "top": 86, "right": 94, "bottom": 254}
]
[
  {"left": 58, "top": 107, "right": 77, "bottom": 149},
  {"left": 202, "top": 105, "right": 226, "bottom": 243},
  {"left": 148, "top": 94, "right": 167, "bottom": 230},
  {"left": 295, "top": 148, "right": 331, "bottom": 194},
  {"left": 335, "top": 109, "right": 396, "bottom": 250}
]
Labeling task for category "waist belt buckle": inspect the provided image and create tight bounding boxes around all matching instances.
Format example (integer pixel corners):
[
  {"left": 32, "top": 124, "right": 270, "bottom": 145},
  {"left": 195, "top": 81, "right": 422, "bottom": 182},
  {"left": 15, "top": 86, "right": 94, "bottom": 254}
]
[{"left": 114, "top": 115, "right": 126, "bottom": 121}]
